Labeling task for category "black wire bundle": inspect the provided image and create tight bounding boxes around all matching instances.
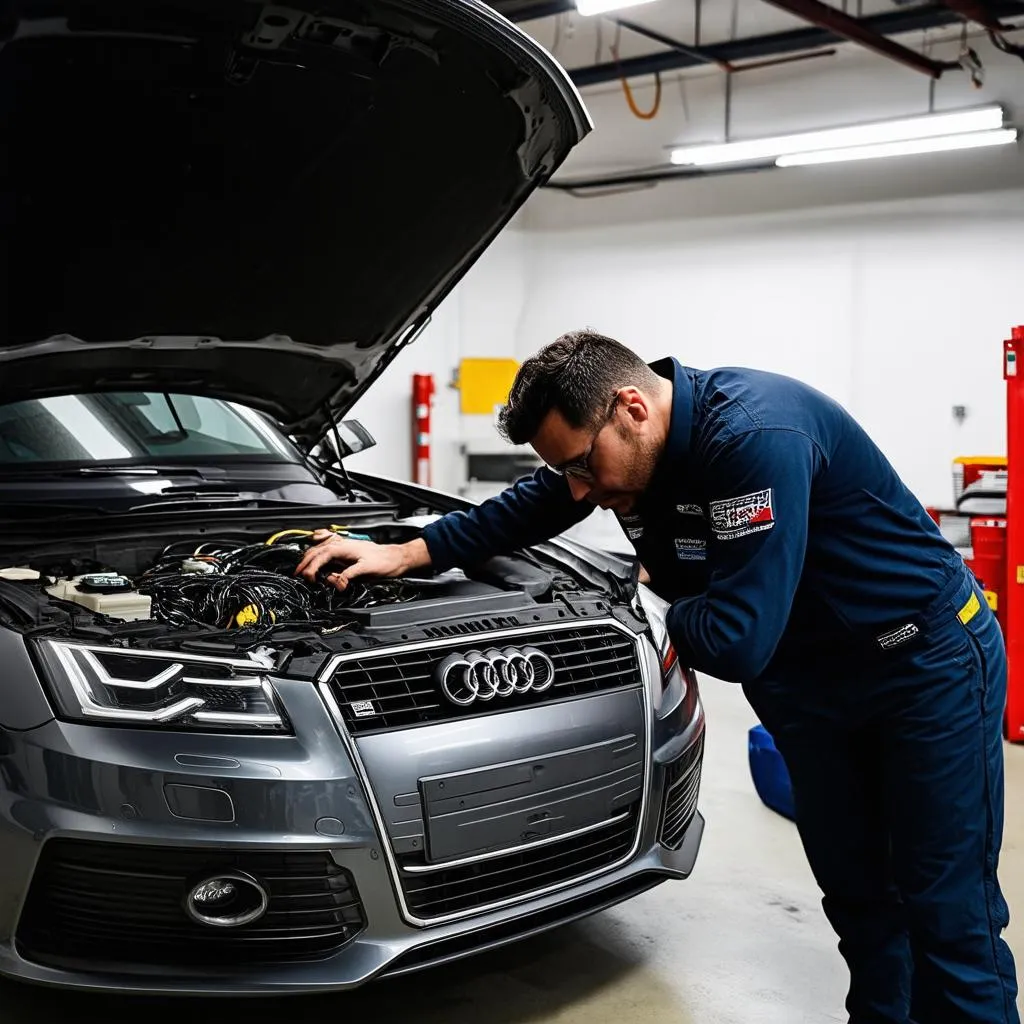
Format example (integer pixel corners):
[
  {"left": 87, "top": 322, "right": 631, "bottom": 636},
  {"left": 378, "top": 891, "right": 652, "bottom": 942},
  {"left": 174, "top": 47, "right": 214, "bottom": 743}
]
[
  {"left": 139, "top": 569, "right": 316, "bottom": 629},
  {"left": 136, "top": 536, "right": 419, "bottom": 632}
]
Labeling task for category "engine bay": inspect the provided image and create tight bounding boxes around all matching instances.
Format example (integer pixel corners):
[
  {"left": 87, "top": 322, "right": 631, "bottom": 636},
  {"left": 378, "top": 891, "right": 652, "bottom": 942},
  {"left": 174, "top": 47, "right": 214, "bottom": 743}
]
[
  {"left": 112, "top": 527, "right": 433, "bottom": 631},
  {"left": 0, "top": 518, "right": 630, "bottom": 653}
]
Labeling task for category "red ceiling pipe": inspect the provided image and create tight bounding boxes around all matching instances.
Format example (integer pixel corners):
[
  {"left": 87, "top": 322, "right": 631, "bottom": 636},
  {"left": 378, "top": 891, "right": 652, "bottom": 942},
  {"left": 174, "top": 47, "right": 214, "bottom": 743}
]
[{"left": 758, "top": 0, "right": 957, "bottom": 76}]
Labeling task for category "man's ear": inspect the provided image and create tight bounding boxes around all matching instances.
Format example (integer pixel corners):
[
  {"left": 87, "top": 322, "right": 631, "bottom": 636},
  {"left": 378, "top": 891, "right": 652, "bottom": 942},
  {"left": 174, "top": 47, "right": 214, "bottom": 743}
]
[{"left": 619, "top": 387, "right": 652, "bottom": 425}]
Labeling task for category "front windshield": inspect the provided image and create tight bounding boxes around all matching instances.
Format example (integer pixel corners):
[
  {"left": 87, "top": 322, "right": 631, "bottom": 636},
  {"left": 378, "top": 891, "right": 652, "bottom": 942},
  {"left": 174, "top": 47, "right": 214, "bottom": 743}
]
[{"left": 0, "top": 392, "right": 297, "bottom": 466}]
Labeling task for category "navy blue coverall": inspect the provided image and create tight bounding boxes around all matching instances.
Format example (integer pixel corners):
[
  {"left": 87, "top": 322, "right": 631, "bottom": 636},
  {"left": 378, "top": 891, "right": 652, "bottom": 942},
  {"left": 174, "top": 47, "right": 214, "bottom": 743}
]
[{"left": 422, "top": 357, "right": 1019, "bottom": 1024}]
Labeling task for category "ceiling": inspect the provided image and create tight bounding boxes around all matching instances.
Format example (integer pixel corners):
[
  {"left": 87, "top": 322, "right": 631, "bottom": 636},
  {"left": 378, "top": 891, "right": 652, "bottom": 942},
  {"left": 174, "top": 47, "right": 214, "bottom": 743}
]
[{"left": 488, "top": 0, "right": 1024, "bottom": 188}]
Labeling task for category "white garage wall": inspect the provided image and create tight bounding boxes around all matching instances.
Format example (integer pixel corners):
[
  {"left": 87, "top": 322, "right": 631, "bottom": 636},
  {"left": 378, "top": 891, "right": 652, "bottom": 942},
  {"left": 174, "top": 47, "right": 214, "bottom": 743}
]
[
  {"left": 341, "top": 221, "right": 528, "bottom": 493},
  {"left": 517, "top": 189, "right": 1024, "bottom": 508},
  {"left": 340, "top": 297, "right": 462, "bottom": 492}
]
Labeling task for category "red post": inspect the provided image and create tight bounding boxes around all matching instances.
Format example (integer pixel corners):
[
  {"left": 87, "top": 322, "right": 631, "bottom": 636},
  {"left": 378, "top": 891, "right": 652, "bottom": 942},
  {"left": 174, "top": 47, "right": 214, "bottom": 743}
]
[
  {"left": 1003, "top": 327, "right": 1024, "bottom": 742},
  {"left": 412, "top": 374, "right": 435, "bottom": 486}
]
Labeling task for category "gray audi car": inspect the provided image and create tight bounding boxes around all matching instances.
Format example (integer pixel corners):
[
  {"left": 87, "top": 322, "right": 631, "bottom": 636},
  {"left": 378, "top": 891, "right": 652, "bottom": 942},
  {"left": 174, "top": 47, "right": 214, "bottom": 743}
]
[{"left": 0, "top": 0, "right": 706, "bottom": 995}]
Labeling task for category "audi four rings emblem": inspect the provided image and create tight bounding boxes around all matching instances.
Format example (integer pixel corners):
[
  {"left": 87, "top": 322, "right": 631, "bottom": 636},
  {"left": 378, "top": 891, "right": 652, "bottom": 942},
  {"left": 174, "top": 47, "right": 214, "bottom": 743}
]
[{"left": 435, "top": 647, "right": 556, "bottom": 706}]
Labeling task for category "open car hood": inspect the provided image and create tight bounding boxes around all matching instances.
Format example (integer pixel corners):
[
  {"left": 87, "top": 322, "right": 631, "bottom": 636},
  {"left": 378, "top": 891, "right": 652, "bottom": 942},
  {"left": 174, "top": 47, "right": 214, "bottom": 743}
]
[{"left": 0, "top": 0, "right": 589, "bottom": 444}]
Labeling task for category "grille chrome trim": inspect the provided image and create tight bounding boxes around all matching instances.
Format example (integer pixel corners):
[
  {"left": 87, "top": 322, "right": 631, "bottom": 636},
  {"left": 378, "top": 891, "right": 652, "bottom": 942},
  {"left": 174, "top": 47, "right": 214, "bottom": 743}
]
[
  {"left": 400, "top": 802, "right": 639, "bottom": 919},
  {"left": 400, "top": 810, "right": 631, "bottom": 875},
  {"left": 323, "top": 625, "right": 641, "bottom": 734},
  {"left": 380, "top": 873, "right": 666, "bottom": 979},
  {"left": 317, "top": 617, "right": 654, "bottom": 928}
]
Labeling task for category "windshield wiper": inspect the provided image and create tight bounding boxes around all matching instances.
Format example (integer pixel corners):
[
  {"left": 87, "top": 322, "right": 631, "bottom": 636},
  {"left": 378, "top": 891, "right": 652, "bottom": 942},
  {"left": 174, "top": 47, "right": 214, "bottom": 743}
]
[
  {"left": 0, "top": 464, "right": 223, "bottom": 480},
  {"left": 73, "top": 466, "right": 161, "bottom": 476}
]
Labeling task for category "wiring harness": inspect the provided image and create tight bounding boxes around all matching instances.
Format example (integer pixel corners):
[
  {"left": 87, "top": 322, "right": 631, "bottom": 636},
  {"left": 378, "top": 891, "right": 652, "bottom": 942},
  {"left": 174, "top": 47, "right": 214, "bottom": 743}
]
[{"left": 137, "top": 527, "right": 419, "bottom": 632}]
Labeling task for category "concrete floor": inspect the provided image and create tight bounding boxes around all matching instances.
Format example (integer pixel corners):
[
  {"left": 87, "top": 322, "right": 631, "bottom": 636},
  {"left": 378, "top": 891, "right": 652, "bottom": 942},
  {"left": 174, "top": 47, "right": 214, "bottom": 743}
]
[{"left": 0, "top": 676, "right": 1021, "bottom": 1023}]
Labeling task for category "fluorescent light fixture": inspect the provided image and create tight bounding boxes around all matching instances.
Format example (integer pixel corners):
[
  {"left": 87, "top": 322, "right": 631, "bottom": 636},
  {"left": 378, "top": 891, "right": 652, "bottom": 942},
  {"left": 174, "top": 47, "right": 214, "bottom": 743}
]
[
  {"left": 575, "top": 0, "right": 658, "bottom": 15},
  {"left": 670, "top": 105, "right": 1006, "bottom": 167},
  {"left": 777, "top": 128, "right": 1018, "bottom": 166}
]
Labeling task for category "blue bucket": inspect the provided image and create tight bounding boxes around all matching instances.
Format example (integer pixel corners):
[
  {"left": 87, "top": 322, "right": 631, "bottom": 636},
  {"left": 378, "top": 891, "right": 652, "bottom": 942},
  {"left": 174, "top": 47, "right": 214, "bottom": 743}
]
[{"left": 748, "top": 724, "right": 796, "bottom": 821}]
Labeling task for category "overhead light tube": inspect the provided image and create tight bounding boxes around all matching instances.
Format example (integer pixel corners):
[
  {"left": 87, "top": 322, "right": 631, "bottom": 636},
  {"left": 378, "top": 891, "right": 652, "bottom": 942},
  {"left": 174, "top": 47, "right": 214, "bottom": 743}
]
[
  {"left": 576, "top": 0, "right": 659, "bottom": 16},
  {"left": 669, "top": 105, "right": 1007, "bottom": 167},
  {"left": 776, "top": 127, "right": 1018, "bottom": 166}
]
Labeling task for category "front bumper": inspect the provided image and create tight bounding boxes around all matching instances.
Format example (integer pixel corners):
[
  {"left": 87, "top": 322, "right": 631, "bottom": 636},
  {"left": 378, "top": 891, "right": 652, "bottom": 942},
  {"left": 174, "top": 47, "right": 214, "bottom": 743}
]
[
  {"left": 0, "top": 816, "right": 704, "bottom": 995},
  {"left": 0, "top": 668, "right": 706, "bottom": 995}
]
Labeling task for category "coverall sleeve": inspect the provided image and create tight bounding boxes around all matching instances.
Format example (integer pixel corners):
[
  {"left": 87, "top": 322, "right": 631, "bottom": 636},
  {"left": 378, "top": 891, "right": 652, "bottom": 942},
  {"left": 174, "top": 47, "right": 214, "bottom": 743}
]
[
  {"left": 665, "top": 427, "right": 820, "bottom": 683},
  {"left": 420, "top": 467, "right": 592, "bottom": 572}
]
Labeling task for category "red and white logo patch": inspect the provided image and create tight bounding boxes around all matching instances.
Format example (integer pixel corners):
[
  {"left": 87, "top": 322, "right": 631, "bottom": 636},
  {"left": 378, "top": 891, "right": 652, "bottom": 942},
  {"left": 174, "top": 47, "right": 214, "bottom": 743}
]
[{"left": 710, "top": 488, "right": 775, "bottom": 540}]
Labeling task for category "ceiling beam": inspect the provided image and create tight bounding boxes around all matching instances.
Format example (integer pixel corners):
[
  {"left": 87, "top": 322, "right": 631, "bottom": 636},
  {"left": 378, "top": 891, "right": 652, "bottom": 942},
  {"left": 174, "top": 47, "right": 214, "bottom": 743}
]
[
  {"left": 611, "top": 15, "right": 838, "bottom": 74},
  {"left": 757, "top": 0, "right": 956, "bottom": 75},
  {"left": 566, "top": 0, "right": 1024, "bottom": 86},
  {"left": 612, "top": 15, "right": 733, "bottom": 70}
]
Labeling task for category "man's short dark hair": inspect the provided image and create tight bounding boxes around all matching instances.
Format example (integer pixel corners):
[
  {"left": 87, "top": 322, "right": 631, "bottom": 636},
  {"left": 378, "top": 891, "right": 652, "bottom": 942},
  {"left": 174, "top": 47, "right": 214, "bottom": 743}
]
[{"left": 497, "top": 330, "right": 661, "bottom": 445}]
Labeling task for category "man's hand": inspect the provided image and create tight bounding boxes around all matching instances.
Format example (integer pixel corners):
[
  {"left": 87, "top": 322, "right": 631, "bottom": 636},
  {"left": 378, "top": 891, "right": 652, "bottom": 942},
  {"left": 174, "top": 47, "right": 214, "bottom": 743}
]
[{"left": 295, "top": 531, "right": 432, "bottom": 591}]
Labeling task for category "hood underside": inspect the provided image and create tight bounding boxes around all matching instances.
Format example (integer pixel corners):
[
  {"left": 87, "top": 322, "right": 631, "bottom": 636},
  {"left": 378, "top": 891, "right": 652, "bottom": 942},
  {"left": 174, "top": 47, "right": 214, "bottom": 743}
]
[{"left": 0, "top": 0, "right": 589, "bottom": 441}]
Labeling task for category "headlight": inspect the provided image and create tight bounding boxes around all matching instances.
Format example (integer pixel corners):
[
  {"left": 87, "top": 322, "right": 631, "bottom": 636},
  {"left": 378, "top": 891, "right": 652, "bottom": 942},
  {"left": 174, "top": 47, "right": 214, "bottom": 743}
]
[
  {"left": 35, "top": 641, "right": 289, "bottom": 733},
  {"left": 636, "top": 585, "right": 699, "bottom": 721}
]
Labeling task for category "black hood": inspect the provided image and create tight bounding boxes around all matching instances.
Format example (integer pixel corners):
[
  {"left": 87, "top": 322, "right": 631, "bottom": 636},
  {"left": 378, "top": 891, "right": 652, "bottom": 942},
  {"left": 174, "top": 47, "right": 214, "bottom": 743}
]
[{"left": 0, "top": 0, "right": 589, "bottom": 443}]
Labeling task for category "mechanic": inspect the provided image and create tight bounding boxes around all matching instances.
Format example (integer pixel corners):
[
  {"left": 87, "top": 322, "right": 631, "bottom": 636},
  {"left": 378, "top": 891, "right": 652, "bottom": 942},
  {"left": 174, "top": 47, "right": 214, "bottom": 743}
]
[{"left": 297, "top": 329, "right": 1019, "bottom": 1024}]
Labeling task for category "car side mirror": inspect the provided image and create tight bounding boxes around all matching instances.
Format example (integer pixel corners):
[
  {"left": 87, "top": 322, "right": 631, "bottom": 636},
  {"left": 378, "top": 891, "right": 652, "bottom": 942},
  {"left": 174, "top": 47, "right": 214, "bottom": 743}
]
[{"left": 322, "top": 419, "right": 377, "bottom": 462}]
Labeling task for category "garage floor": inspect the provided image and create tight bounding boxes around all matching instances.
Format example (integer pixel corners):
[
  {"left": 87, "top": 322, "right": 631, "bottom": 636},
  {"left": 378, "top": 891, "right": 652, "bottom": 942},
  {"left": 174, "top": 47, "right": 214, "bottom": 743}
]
[{"left": 0, "top": 676, "right": 1020, "bottom": 1023}]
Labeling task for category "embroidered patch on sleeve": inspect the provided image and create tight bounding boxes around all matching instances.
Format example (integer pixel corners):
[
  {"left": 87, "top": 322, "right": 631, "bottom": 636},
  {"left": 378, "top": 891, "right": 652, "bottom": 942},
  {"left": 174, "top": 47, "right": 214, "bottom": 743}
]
[
  {"left": 710, "top": 488, "right": 775, "bottom": 540},
  {"left": 674, "top": 537, "right": 707, "bottom": 561}
]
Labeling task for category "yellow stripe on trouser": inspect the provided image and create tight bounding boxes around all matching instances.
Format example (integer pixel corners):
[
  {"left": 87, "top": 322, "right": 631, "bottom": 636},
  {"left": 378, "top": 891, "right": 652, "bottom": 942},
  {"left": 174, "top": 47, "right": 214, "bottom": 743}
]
[{"left": 958, "top": 591, "right": 981, "bottom": 625}]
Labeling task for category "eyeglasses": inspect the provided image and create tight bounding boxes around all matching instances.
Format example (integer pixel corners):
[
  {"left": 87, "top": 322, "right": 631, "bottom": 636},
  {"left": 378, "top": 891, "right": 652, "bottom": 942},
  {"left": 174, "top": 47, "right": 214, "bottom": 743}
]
[{"left": 549, "top": 395, "right": 619, "bottom": 481}]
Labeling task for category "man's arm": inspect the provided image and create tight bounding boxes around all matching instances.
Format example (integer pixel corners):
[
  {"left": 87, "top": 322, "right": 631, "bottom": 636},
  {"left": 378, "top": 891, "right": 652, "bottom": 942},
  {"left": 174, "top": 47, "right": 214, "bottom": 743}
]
[
  {"left": 296, "top": 467, "right": 590, "bottom": 589},
  {"left": 420, "top": 467, "right": 590, "bottom": 572},
  {"left": 666, "top": 428, "right": 821, "bottom": 683}
]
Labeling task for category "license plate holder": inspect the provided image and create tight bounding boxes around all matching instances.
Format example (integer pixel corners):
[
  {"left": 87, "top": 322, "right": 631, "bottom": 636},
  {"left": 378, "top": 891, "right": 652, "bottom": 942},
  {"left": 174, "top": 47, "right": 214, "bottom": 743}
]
[{"left": 419, "top": 735, "right": 639, "bottom": 864}]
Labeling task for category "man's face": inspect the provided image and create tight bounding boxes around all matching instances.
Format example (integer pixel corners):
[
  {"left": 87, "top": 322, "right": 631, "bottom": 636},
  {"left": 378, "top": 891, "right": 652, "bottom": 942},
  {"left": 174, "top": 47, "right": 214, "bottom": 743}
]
[{"left": 530, "top": 389, "right": 663, "bottom": 515}]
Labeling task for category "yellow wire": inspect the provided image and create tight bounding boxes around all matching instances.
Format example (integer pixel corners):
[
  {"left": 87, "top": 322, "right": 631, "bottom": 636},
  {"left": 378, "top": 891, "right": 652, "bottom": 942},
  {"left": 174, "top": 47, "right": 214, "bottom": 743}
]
[
  {"left": 264, "top": 525, "right": 352, "bottom": 546},
  {"left": 264, "top": 529, "right": 314, "bottom": 546}
]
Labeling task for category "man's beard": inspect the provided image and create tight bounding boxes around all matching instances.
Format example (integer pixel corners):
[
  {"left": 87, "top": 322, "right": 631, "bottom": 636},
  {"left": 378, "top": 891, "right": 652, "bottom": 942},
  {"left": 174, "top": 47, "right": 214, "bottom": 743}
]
[
  {"left": 622, "top": 430, "right": 660, "bottom": 493},
  {"left": 608, "top": 430, "right": 660, "bottom": 509}
]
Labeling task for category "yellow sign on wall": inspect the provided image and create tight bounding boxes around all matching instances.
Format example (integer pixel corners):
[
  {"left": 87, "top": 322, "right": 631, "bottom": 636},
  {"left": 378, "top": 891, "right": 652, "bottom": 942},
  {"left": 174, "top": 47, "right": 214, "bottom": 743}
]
[{"left": 458, "top": 358, "right": 520, "bottom": 415}]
